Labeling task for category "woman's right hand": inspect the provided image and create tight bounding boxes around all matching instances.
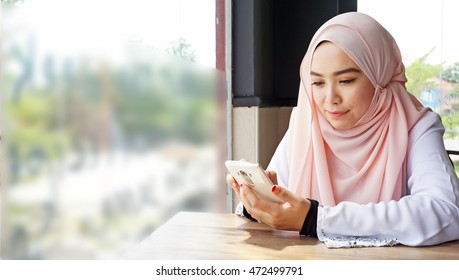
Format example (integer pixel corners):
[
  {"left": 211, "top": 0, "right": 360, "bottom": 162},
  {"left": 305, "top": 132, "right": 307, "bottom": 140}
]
[
  {"left": 226, "top": 167, "right": 279, "bottom": 202},
  {"left": 226, "top": 173, "right": 242, "bottom": 201}
]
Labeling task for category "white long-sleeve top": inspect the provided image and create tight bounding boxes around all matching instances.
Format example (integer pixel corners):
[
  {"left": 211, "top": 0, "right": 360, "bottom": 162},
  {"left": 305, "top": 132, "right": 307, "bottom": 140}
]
[{"left": 268, "top": 111, "right": 459, "bottom": 247}]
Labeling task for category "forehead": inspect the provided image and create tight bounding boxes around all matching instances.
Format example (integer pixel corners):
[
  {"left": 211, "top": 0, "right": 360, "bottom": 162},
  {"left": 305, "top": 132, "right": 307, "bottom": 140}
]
[{"left": 311, "top": 42, "right": 359, "bottom": 71}]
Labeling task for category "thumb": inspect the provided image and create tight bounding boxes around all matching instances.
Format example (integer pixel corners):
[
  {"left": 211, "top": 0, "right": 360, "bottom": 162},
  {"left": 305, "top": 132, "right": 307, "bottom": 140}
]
[
  {"left": 265, "top": 170, "right": 278, "bottom": 185},
  {"left": 271, "top": 185, "right": 298, "bottom": 204}
]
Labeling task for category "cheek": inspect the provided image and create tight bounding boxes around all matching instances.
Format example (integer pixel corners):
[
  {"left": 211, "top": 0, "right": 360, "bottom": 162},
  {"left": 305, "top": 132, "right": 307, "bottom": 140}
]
[
  {"left": 363, "top": 86, "right": 375, "bottom": 108},
  {"left": 312, "top": 93, "right": 323, "bottom": 108},
  {"left": 354, "top": 89, "right": 374, "bottom": 113}
]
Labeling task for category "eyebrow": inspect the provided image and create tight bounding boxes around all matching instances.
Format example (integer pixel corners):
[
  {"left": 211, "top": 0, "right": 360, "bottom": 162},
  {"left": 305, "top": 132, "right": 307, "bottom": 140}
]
[{"left": 310, "top": 67, "right": 361, "bottom": 77}]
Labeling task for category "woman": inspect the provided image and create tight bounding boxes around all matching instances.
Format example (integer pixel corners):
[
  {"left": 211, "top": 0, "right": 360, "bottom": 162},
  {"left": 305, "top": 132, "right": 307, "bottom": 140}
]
[{"left": 227, "top": 12, "right": 459, "bottom": 248}]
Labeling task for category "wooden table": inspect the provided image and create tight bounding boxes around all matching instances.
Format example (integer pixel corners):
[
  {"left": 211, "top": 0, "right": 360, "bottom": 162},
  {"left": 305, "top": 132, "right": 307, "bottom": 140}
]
[{"left": 121, "top": 211, "right": 459, "bottom": 260}]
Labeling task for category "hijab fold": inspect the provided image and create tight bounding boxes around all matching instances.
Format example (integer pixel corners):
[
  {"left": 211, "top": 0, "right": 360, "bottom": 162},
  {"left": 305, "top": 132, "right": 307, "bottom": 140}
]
[{"left": 287, "top": 12, "right": 428, "bottom": 206}]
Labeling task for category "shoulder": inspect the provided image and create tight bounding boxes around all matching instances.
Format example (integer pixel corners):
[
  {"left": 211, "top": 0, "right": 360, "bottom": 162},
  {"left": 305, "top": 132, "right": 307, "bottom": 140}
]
[
  {"left": 406, "top": 111, "right": 450, "bottom": 177},
  {"left": 409, "top": 111, "right": 444, "bottom": 145}
]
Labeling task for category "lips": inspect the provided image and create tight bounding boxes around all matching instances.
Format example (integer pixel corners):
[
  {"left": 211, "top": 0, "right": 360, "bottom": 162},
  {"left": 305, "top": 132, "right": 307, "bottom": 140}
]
[{"left": 326, "top": 110, "right": 349, "bottom": 118}]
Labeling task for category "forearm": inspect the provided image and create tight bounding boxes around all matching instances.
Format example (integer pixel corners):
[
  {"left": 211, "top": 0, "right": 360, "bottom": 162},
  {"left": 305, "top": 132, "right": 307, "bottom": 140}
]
[{"left": 318, "top": 195, "right": 459, "bottom": 246}]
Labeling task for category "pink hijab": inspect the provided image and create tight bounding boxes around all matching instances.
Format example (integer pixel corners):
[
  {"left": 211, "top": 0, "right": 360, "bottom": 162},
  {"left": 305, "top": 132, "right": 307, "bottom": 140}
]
[{"left": 287, "top": 12, "right": 428, "bottom": 206}]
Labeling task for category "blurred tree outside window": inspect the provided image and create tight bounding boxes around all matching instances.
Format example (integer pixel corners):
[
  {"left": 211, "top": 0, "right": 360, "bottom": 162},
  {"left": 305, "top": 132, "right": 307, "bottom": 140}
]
[{"left": 0, "top": 0, "right": 221, "bottom": 259}]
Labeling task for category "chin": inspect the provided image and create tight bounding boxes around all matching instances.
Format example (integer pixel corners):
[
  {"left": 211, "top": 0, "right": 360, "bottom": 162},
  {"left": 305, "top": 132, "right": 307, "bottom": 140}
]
[{"left": 329, "top": 122, "right": 353, "bottom": 130}]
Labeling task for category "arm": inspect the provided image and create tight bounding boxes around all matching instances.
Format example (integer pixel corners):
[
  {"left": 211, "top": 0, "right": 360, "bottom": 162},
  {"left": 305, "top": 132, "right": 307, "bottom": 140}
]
[{"left": 318, "top": 112, "right": 459, "bottom": 246}]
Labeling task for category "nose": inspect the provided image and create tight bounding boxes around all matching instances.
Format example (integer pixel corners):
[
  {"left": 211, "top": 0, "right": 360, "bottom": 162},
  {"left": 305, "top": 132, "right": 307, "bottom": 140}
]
[{"left": 324, "top": 85, "right": 342, "bottom": 105}]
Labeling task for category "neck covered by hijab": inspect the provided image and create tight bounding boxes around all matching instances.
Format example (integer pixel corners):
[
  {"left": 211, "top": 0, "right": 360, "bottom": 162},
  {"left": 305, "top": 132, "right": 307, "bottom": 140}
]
[{"left": 287, "top": 12, "right": 429, "bottom": 206}]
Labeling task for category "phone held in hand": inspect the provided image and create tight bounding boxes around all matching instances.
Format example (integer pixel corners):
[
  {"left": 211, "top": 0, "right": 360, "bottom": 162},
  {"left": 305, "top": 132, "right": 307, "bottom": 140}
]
[{"left": 225, "top": 160, "right": 283, "bottom": 203}]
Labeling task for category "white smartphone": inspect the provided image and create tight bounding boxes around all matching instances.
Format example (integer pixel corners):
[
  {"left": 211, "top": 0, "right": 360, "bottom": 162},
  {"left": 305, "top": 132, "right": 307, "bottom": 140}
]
[{"left": 225, "top": 160, "right": 283, "bottom": 203}]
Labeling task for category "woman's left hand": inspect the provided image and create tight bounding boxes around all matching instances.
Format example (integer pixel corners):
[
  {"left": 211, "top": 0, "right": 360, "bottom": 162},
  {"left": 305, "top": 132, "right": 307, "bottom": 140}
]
[{"left": 239, "top": 184, "right": 311, "bottom": 231}]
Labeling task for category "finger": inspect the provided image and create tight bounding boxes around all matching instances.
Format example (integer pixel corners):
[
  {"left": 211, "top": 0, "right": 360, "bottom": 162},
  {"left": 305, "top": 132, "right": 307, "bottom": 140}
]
[
  {"left": 240, "top": 185, "right": 264, "bottom": 213},
  {"left": 240, "top": 185, "right": 275, "bottom": 220},
  {"left": 240, "top": 188, "right": 268, "bottom": 223},
  {"left": 265, "top": 170, "right": 278, "bottom": 185},
  {"left": 226, "top": 174, "right": 239, "bottom": 190},
  {"left": 239, "top": 184, "right": 258, "bottom": 207},
  {"left": 226, "top": 174, "right": 242, "bottom": 202},
  {"left": 241, "top": 184, "right": 273, "bottom": 208},
  {"left": 271, "top": 185, "right": 300, "bottom": 204}
]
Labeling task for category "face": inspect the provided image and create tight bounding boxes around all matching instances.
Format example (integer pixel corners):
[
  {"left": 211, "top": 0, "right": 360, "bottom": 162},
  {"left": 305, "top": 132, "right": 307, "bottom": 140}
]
[{"left": 310, "top": 42, "right": 375, "bottom": 129}]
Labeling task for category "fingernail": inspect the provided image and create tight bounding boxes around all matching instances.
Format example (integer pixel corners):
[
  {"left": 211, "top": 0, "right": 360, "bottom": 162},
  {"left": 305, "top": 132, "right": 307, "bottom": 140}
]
[
  {"left": 240, "top": 184, "right": 243, "bottom": 188},
  {"left": 271, "top": 185, "right": 277, "bottom": 192}
]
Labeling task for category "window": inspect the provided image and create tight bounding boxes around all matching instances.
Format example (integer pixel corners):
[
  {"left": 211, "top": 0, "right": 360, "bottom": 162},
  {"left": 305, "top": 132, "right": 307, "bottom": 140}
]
[
  {"left": 0, "top": 0, "right": 221, "bottom": 259},
  {"left": 359, "top": 0, "right": 459, "bottom": 170}
]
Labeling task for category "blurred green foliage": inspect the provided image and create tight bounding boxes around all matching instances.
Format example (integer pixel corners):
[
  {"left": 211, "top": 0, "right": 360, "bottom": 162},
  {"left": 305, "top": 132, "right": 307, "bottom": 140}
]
[
  {"left": 442, "top": 62, "right": 459, "bottom": 83},
  {"left": 3, "top": 41, "right": 217, "bottom": 184},
  {"left": 405, "top": 48, "right": 441, "bottom": 97},
  {"left": 405, "top": 50, "right": 459, "bottom": 139}
]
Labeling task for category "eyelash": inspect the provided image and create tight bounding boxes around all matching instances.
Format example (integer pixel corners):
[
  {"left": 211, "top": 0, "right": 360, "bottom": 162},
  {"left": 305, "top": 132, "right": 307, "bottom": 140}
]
[
  {"left": 311, "top": 78, "right": 356, "bottom": 87},
  {"left": 311, "top": 81, "right": 324, "bottom": 86},
  {"left": 339, "top": 78, "right": 356, "bottom": 84}
]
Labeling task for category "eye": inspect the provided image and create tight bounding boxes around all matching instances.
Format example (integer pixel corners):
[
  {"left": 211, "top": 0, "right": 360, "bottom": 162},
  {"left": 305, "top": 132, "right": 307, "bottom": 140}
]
[
  {"left": 339, "top": 78, "right": 356, "bottom": 85},
  {"left": 311, "top": 81, "right": 324, "bottom": 87}
]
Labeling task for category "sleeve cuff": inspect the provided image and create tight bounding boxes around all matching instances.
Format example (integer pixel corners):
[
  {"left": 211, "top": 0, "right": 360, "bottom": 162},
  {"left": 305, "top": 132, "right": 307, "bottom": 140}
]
[
  {"left": 299, "top": 199, "right": 319, "bottom": 238},
  {"left": 242, "top": 206, "right": 257, "bottom": 221}
]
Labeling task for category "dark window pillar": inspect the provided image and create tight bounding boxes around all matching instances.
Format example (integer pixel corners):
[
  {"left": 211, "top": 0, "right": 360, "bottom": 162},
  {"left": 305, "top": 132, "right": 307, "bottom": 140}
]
[{"left": 232, "top": 0, "right": 357, "bottom": 107}]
